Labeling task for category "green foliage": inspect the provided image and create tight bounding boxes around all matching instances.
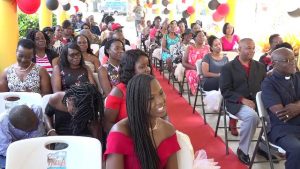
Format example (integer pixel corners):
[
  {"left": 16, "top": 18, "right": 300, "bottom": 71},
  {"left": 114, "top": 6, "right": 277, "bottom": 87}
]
[
  {"left": 18, "top": 13, "right": 57, "bottom": 38},
  {"left": 18, "top": 13, "right": 39, "bottom": 38},
  {"left": 52, "top": 14, "right": 57, "bottom": 26}
]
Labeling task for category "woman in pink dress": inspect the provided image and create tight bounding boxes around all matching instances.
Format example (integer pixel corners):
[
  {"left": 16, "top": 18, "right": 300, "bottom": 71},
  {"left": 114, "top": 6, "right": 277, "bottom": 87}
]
[
  {"left": 182, "top": 31, "right": 210, "bottom": 95},
  {"left": 221, "top": 23, "right": 239, "bottom": 51},
  {"left": 105, "top": 74, "right": 180, "bottom": 169}
]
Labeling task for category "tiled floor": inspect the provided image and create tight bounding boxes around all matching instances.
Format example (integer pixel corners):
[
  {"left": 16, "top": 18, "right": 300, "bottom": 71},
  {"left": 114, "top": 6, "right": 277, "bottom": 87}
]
[{"left": 162, "top": 72, "right": 285, "bottom": 169}]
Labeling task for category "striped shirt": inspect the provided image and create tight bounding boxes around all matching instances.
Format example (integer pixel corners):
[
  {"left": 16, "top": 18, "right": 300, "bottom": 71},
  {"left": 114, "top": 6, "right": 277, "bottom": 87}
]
[{"left": 36, "top": 54, "right": 53, "bottom": 75}]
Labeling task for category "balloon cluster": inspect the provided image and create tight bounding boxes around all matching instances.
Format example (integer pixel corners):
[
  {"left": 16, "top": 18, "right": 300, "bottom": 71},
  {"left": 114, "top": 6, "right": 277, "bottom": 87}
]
[
  {"left": 47, "top": 0, "right": 87, "bottom": 15},
  {"left": 162, "top": 0, "right": 169, "bottom": 14},
  {"left": 182, "top": 6, "right": 195, "bottom": 18},
  {"left": 208, "top": 0, "right": 230, "bottom": 22},
  {"left": 16, "top": 0, "right": 87, "bottom": 14}
]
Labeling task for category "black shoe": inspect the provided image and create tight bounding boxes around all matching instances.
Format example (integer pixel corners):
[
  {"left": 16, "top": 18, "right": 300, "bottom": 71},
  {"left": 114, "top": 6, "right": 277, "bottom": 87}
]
[
  {"left": 257, "top": 148, "right": 279, "bottom": 163},
  {"left": 237, "top": 148, "right": 250, "bottom": 165}
]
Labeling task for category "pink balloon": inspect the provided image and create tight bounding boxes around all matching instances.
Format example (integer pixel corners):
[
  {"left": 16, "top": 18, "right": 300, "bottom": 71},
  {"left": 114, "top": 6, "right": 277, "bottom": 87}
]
[
  {"left": 216, "top": 3, "right": 229, "bottom": 16},
  {"left": 212, "top": 11, "right": 224, "bottom": 22},
  {"left": 74, "top": 5, "right": 79, "bottom": 13},
  {"left": 186, "top": 6, "right": 195, "bottom": 15},
  {"left": 17, "top": 0, "right": 41, "bottom": 14}
]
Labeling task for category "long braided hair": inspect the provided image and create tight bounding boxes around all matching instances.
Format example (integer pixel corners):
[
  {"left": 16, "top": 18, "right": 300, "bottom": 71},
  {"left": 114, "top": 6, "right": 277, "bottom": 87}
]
[
  {"left": 62, "top": 83, "right": 103, "bottom": 135},
  {"left": 126, "top": 74, "right": 160, "bottom": 169}
]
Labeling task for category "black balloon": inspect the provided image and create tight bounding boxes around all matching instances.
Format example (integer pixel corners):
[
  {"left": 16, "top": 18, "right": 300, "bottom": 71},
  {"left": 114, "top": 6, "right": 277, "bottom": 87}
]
[
  {"left": 63, "top": 3, "right": 71, "bottom": 11},
  {"left": 208, "top": 0, "right": 220, "bottom": 10},
  {"left": 288, "top": 8, "right": 300, "bottom": 17},
  {"left": 162, "top": 0, "right": 169, "bottom": 7},
  {"left": 46, "top": 0, "right": 59, "bottom": 11},
  {"left": 182, "top": 10, "right": 190, "bottom": 18},
  {"left": 80, "top": 0, "right": 86, "bottom": 2},
  {"left": 163, "top": 8, "right": 170, "bottom": 14}
]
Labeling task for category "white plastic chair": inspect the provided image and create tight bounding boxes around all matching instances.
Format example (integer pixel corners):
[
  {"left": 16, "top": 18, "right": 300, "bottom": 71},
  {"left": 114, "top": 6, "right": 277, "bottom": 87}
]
[
  {"left": 221, "top": 51, "right": 238, "bottom": 61},
  {"left": 0, "top": 92, "right": 42, "bottom": 113},
  {"left": 42, "top": 94, "right": 52, "bottom": 113},
  {"left": 176, "top": 131, "right": 194, "bottom": 169},
  {"left": 249, "top": 92, "right": 286, "bottom": 169},
  {"left": 90, "top": 44, "right": 100, "bottom": 55},
  {"left": 6, "top": 136, "right": 102, "bottom": 169},
  {"left": 93, "top": 73, "right": 104, "bottom": 95}
]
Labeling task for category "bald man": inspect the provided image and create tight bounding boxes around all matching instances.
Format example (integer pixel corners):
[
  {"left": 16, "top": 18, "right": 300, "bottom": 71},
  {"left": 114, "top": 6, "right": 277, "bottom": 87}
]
[
  {"left": 0, "top": 105, "right": 45, "bottom": 168},
  {"left": 262, "top": 47, "right": 300, "bottom": 169},
  {"left": 220, "top": 38, "right": 266, "bottom": 165}
]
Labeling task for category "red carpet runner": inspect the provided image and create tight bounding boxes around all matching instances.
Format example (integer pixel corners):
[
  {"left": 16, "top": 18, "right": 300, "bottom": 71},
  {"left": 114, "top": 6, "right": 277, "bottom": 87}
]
[{"left": 153, "top": 69, "right": 247, "bottom": 169}]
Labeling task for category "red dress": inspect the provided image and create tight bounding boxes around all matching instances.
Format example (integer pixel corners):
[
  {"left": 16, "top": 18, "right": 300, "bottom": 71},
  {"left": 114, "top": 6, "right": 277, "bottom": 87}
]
[
  {"left": 104, "top": 132, "right": 180, "bottom": 169},
  {"left": 105, "top": 83, "right": 127, "bottom": 122}
]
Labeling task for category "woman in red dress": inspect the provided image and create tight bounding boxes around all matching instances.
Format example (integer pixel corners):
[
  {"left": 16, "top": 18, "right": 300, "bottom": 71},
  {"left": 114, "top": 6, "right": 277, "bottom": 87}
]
[
  {"left": 105, "top": 74, "right": 180, "bottom": 169},
  {"left": 104, "top": 49, "right": 151, "bottom": 132}
]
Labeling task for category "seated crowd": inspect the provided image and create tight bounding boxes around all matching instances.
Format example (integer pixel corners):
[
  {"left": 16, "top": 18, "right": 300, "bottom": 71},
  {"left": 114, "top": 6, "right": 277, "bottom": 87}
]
[{"left": 0, "top": 12, "right": 299, "bottom": 169}]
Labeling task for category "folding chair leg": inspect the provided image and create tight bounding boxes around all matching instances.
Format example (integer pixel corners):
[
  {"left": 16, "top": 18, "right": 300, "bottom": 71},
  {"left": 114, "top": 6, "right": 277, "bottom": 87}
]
[
  {"left": 200, "top": 89, "right": 206, "bottom": 124},
  {"left": 224, "top": 112, "right": 229, "bottom": 155},
  {"left": 186, "top": 81, "right": 191, "bottom": 105},
  {"left": 215, "top": 108, "right": 222, "bottom": 137},
  {"left": 193, "top": 85, "right": 199, "bottom": 114},
  {"left": 179, "top": 81, "right": 183, "bottom": 96},
  {"left": 249, "top": 128, "right": 263, "bottom": 169},
  {"left": 262, "top": 120, "right": 275, "bottom": 169}
]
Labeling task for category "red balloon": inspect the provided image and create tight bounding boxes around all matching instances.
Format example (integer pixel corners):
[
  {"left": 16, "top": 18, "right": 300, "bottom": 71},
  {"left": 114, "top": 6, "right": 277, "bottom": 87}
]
[
  {"left": 212, "top": 11, "right": 224, "bottom": 22},
  {"left": 74, "top": 6, "right": 79, "bottom": 13},
  {"left": 216, "top": 3, "right": 229, "bottom": 16},
  {"left": 17, "top": 0, "right": 41, "bottom": 14},
  {"left": 186, "top": 6, "right": 195, "bottom": 15}
]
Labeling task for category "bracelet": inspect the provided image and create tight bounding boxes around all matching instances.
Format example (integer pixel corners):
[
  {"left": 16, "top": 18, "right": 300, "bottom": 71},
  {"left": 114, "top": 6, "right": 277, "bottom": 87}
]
[{"left": 47, "top": 129, "right": 56, "bottom": 136}]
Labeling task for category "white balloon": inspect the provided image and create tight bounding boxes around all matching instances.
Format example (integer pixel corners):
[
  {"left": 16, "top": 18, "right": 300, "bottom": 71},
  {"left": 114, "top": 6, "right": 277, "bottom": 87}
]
[
  {"left": 67, "top": 6, "right": 76, "bottom": 15},
  {"left": 79, "top": 3, "right": 88, "bottom": 12},
  {"left": 60, "top": 0, "right": 69, "bottom": 6},
  {"left": 167, "top": 4, "right": 175, "bottom": 10},
  {"left": 284, "top": 0, "right": 299, "bottom": 12},
  {"left": 218, "top": 0, "right": 227, "bottom": 3},
  {"left": 152, "top": 4, "right": 159, "bottom": 9},
  {"left": 52, "top": 4, "right": 63, "bottom": 16}
]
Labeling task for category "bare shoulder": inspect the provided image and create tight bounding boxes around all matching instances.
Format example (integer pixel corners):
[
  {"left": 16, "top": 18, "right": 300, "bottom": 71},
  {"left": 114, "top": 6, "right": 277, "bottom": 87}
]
[
  {"left": 110, "top": 86, "right": 123, "bottom": 97},
  {"left": 98, "top": 65, "right": 107, "bottom": 74},
  {"left": 48, "top": 92, "right": 64, "bottom": 106},
  {"left": 110, "top": 118, "right": 130, "bottom": 136},
  {"left": 158, "top": 118, "right": 176, "bottom": 137}
]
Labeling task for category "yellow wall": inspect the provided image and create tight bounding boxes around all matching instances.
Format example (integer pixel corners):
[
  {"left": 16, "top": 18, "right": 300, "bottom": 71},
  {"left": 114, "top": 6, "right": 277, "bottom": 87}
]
[
  {"left": 39, "top": 0, "right": 53, "bottom": 30},
  {"left": 225, "top": 0, "right": 237, "bottom": 26},
  {"left": 0, "top": 1, "right": 18, "bottom": 71}
]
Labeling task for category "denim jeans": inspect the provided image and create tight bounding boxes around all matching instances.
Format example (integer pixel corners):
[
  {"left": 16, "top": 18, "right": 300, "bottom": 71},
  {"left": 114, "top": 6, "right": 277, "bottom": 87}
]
[{"left": 0, "top": 155, "right": 6, "bottom": 169}]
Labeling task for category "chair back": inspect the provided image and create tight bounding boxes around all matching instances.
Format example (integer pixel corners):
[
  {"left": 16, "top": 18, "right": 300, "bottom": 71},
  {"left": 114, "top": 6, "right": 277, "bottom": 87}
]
[
  {"left": 176, "top": 131, "right": 194, "bottom": 169},
  {"left": 195, "top": 59, "right": 203, "bottom": 76},
  {"left": 222, "top": 51, "right": 238, "bottom": 61},
  {"left": 6, "top": 136, "right": 102, "bottom": 169},
  {"left": 256, "top": 91, "right": 268, "bottom": 118},
  {"left": 93, "top": 73, "right": 103, "bottom": 94},
  {"left": 42, "top": 94, "right": 52, "bottom": 113},
  {"left": 0, "top": 92, "right": 42, "bottom": 113},
  {"left": 90, "top": 44, "right": 100, "bottom": 55}
]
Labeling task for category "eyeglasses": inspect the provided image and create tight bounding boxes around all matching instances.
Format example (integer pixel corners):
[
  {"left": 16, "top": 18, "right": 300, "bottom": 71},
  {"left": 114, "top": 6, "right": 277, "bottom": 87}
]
[{"left": 273, "top": 59, "right": 296, "bottom": 64}]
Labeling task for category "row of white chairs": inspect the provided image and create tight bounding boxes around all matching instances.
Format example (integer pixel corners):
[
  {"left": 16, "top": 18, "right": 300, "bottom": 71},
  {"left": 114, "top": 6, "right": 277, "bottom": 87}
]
[{"left": 1, "top": 92, "right": 195, "bottom": 169}]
